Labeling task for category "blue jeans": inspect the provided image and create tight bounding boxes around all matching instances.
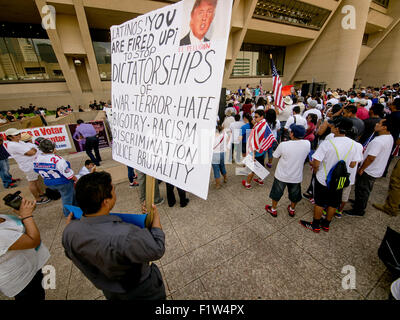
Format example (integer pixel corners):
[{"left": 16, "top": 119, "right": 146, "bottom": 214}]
[
  {"left": 212, "top": 153, "right": 227, "bottom": 179},
  {"left": 0, "top": 159, "right": 12, "bottom": 188},
  {"left": 50, "top": 182, "right": 77, "bottom": 217}
]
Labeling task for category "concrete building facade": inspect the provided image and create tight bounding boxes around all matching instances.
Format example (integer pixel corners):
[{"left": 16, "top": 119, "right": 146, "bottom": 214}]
[{"left": 0, "top": 0, "right": 398, "bottom": 110}]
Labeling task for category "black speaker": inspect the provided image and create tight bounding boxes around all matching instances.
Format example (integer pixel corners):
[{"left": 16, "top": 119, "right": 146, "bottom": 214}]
[
  {"left": 218, "top": 88, "right": 226, "bottom": 124},
  {"left": 301, "top": 83, "right": 311, "bottom": 97}
]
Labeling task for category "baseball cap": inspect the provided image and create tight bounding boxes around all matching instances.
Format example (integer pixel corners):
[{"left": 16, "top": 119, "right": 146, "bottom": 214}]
[
  {"left": 39, "top": 139, "right": 56, "bottom": 153},
  {"left": 289, "top": 124, "right": 306, "bottom": 139},
  {"left": 4, "top": 128, "right": 20, "bottom": 136},
  {"left": 21, "top": 132, "right": 33, "bottom": 142},
  {"left": 309, "top": 100, "right": 318, "bottom": 108}
]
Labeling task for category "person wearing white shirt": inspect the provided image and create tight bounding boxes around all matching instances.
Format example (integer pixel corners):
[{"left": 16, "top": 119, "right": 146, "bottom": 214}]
[
  {"left": 265, "top": 125, "right": 310, "bottom": 218},
  {"left": 345, "top": 119, "right": 394, "bottom": 217},
  {"left": 212, "top": 125, "right": 229, "bottom": 189},
  {"left": 284, "top": 106, "right": 308, "bottom": 133},
  {"left": 228, "top": 114, "right": 244, "bottom": 163},
  {"left": 76, "top": 160, "right": 96, "bottom": 179},
  {"left": 300, "top": 117, "right": 358, "bottom": 233},
  {"left": 0, "top": 198, "right": 50, "bottom": 300},
  {"left": 303, "top": 100, "right": 322, "bottom": 123},
  {"left": 4, "top": 128, "right": 50, "bottom": 204}
]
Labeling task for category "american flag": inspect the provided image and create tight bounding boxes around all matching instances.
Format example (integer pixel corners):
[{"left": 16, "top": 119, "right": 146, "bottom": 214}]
[
  {"left": 362, "top": 133, "right": 375, "bottom": 153},
  {"left": 271, "top": 56, "right": 284, "bottom": 111},
  {"left": 248, "top": 119, "right": 276, "bottom": 154}
]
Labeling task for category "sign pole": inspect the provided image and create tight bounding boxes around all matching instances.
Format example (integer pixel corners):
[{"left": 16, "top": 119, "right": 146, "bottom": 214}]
[{"left": 145, "top": 175, "right": 155, "bottom": 228}]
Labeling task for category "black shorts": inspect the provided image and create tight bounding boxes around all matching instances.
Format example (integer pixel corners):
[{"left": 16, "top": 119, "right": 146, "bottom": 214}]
[
  {"left": 313, "top": 178, "right": 342, "bottom": 208},
  {"left": 255, "top": 154, "right": 265, "bottom": 166},
  {"left": 269, "top": 178, "right": 302, "bottom": 203}
]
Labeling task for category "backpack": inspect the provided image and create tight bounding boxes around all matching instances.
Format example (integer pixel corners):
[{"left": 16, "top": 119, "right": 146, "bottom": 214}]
[{"left": 324, "top": 140, "right": 354, "bottom": 191}]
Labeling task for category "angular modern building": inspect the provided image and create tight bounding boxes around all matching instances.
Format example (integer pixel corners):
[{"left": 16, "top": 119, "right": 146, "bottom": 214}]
[{"left": 0, "top": 0, "right": 398, "bottom": 109}]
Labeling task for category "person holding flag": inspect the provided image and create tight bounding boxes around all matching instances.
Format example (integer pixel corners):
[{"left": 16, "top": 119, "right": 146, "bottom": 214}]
[{"left": 242, "top": 109, "right": 276, "bottom": 189}]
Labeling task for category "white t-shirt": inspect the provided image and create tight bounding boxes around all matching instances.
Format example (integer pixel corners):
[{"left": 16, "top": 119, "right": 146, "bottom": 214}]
[
  {"left": 284, "top": 114, "right": 308, "bottom": 130},
  {"left": 273, "top": 140, "right": 311, "bottom": 183},
  {"left": 348, "top": 142, "right": 364, "bottom": 185},
  {"left": 76, "top": 166, "right": 91, "bottom": 180},
  {"left": 0, "top": 214, "right": 50, "bottom": 297},
  {"left": 365, "top": 100, "right": 372, "bottom": 112},
  {"left": 363, "top": 134, "right": 394, "bottom": 178},
  {"left": 268, "top": 120, "right": 281, "bottom": 139},
  {"left": 213, "top": 130, "right": 229, "bottom": 154},
  {"left": 327, "top": 98, "right": 339, "bottom": 106},
  {"left": 277, "top": 105, "right": 293, "bottom": 122},
  {"left": 303, "top": 109, "right": 322, "bottom": 121},
  {"left": 5, "top": 141, "right": 38, "bottom": 173},
  {"left": 229, "top": 121, "right": 245, "bottom": 144},
  {"left": 313, "top": 136, "right": 358, "bottom": 186}
]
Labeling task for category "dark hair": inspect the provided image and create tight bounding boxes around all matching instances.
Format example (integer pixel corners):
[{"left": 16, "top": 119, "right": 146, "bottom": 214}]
[
  {"left": 332, "top": 104, "right": 342, "bottom": 114},
  {"left": 243, "top": 113, "right": 253, "bottom": 129},
  {"left": 234, "top": 114, "right": 240, "bottom": 121},
  {"left": 256, "top": 97, "right": 265, "bottom": 107},
  {"left": 265, "top": 109, "right": 277, "bottom": 129},
  {"left": 254, "top": 109, "right": 264, "bottom": 118},
  {"left": 307, "top": 113, "right": 318, "bottom": 125},
  {"left": 292, "top": 96, "right": 298, "bottom": 104},
  {"left": 345, "top": 105, "right": 357, "bottom": 115},
  {"left": 371, "top": 103, "right": 384, "bottom": 117},
  {"left": 292, "top": 106, "right": 300, "bottom": 114},
  {"left": 245, "top": 98, "right": 252, "bottom": 104},
  {"left": 77, "top": 119, "right": 84, "bottom": 124},
  {"left": 75, "top": 172, "right": 113, "bottom": 214},
  {"left": 85, "top": 160, "right": 94, "bottom": 166},
  {"left": 393, "top": 98, "right": 400, "bottom": 111},
  {"left": 381, "top": 118, "right": 393, "bottom": 134},
  {"left": 340, "top": 96, "right": 347, "bottom": 102},
  {"left": 216, "top": 121, "right": 223, "bottom": 133}
]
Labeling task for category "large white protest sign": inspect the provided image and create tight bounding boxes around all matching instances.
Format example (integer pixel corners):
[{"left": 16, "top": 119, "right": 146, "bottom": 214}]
[
  {"left": 111, "top": 0, "right": 232, "bottom": 199},
  {"left": 242, "top": 154, "right": 270, "bottom": 181}
]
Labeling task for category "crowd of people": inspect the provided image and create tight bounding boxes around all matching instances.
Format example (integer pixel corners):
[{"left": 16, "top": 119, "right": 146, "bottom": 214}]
[
  {"left": 214, "top": 83, "right": 399, "bottom": 234},
  {"left": 0, "top": 82, "right": 399, "bottom": 301}
]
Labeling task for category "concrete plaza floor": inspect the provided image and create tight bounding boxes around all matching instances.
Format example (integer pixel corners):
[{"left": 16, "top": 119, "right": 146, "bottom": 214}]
[{"left": 1, "top": 148, "right": 399, "bottom": 300}]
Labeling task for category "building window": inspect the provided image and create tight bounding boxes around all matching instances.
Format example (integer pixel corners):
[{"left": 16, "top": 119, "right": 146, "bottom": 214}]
[
  {"left": 253, "top": 0, "right": 331, "bottom": 30},
  {"left": 231, "top": 43, "right": 285, "bottom": 77},
  {"left": 372, "top": 0, "right": 390, "bottom": 8},
  {"left": 0, "top": 23, "right": 64, "bottom": 83},
  {"left": 90, "top": 29, "right": 111, "bottom": 81}
]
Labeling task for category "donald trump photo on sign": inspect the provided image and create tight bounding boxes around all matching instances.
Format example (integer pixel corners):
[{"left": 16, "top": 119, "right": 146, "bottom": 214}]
[{"left": 180, "top": 0, "right": 217, "bottom": 46}]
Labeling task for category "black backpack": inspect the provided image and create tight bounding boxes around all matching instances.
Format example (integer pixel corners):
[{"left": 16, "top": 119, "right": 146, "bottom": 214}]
[{"left": 324, "top": 140, "right": 354, "bottom": 191}]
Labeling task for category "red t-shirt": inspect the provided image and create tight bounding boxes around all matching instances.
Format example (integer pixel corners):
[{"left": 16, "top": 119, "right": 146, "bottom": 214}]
[{"left": 242, "top": 104, "right": 252, "bottom": 114}]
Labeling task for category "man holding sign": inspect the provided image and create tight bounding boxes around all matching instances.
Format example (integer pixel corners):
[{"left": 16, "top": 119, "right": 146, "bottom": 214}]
[{"left": 242, "top": 110, "right": 276, "bottom": 189}]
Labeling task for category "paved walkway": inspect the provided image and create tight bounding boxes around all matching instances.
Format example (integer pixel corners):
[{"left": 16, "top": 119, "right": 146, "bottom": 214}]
[{"left": 1, "top": 149, "right": 399, "bottom": 300}]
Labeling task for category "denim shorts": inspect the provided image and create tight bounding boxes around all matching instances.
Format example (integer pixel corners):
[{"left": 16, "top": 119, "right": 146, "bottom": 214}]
[{"left": 269, "top": 177, "right": 302, "bottom": 203}]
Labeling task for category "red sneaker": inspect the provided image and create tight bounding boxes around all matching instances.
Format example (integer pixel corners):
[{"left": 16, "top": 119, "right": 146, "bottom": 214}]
[
  {"left": 265, "top": 205, "right": 277, "bottom": 217},
  {"left": 287, "top": 205, "right": 295, "bottom": 217},
  {"left": 242, "top": 180, "right": 252, "bottom": 190},
  {"left": 254, "top": 178, "right": 264, "bottom": 185}
]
